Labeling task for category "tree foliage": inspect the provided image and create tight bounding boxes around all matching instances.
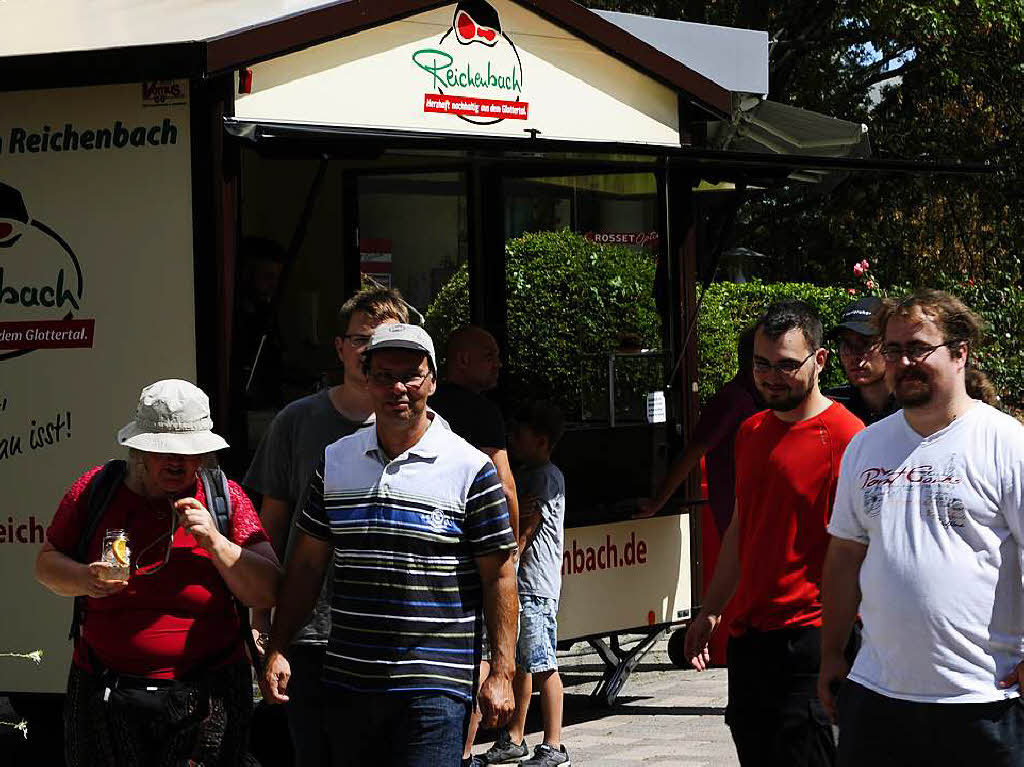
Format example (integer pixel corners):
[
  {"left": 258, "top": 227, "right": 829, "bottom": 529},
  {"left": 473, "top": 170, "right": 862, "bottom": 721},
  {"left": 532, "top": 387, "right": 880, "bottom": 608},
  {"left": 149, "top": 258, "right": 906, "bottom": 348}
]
[{"left": 591, "top": 0, "right": 1024, "bottom": 292}]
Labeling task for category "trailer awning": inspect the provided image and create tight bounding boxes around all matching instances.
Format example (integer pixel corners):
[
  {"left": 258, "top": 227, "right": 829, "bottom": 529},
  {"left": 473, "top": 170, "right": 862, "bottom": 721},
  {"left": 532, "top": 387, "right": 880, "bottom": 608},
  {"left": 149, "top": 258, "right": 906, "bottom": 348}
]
[
  {"left": 712, "top": 98, "right": 869, "bottom": 156},
  {"left": 706, "top": 99, "right": 871, "bottom": 183},
  {"left": 224, "top": 118, "right": 994, "bottom": 181}
]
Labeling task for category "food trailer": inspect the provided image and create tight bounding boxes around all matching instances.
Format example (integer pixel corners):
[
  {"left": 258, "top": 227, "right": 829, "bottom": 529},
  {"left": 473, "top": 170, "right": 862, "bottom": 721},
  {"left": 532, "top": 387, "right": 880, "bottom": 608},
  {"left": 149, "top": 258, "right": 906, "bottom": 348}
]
[{"left": 2, "top": 0, "right": 944, "bottom": 748}]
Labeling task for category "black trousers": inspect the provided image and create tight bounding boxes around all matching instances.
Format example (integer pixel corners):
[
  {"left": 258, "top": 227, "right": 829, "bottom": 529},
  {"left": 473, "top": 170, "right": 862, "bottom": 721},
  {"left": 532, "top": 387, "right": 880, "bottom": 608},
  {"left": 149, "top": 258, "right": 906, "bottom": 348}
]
[
  {"left": 726, "top": 627, "right": 836, "bottom": 767},
  {"left": 64, "top": 661, "right": 257, "bottom": 767},
  {"left": 837, "top": 680, "right": 1024, "bottom": 767},
  {"left": 285, "top": 644, "right": 332, "bottom": 767}
]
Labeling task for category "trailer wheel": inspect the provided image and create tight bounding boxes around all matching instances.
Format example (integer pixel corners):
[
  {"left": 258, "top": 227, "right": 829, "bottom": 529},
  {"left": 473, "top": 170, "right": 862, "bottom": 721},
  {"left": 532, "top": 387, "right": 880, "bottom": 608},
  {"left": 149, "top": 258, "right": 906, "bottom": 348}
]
[{"left": 667, "top": 627, "right": 690, "bottom": 669}]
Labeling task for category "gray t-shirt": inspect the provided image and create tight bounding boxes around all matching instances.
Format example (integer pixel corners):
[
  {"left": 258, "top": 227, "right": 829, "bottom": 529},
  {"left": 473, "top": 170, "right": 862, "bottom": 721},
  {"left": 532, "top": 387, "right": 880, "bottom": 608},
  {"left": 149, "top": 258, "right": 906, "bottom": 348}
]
[
  {"left": 244, "top": 389, "right": 369, "bottom": 644},
  {"left": 516, "top": 461, "right": 566, "bottom": 601}
]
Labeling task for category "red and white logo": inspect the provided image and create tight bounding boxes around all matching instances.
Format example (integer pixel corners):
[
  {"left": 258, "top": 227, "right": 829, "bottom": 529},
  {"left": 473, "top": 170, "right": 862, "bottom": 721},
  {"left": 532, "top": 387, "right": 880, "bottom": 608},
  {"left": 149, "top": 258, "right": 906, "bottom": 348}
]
[
  {"left": 454, "top": 8, "right": 500, "bottom": 47},
  {"left": 0, "top": 181, "right": 94, "bottom": 359},
  {"left": 412, "top": 0, "right": 528, "bottom": 126}
]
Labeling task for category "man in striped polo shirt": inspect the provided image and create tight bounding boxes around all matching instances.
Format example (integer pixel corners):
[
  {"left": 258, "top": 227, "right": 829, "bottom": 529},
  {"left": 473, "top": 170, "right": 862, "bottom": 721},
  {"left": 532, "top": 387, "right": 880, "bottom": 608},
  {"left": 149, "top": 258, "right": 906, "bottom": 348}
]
[{"left": 263, "top": 323, "right": 519, "bottom": 766}]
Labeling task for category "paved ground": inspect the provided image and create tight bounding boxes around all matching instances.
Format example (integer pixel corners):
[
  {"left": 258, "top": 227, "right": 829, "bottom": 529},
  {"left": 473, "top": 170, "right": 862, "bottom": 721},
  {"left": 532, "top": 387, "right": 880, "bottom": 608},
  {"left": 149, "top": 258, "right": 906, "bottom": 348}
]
[
  {"left": 2, "top": 633, "right": 738, "bottom": 766},
  {"left": 471, "top": 633, "right": 739, "bottom": 766}
]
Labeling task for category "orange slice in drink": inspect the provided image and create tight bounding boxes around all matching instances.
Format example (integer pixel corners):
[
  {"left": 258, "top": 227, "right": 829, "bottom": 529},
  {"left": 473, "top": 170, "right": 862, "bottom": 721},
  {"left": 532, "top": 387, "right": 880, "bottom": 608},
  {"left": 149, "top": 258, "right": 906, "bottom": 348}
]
[{"left": 112, "top": 538, "right": 130, "bottom": 567}]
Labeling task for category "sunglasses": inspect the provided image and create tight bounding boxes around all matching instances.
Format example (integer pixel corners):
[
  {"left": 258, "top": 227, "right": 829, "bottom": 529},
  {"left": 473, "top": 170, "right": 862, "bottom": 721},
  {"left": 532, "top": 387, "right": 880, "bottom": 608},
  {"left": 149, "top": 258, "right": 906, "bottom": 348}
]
[
  {"left": 131, "top": 502, "right": 179, "bottom": 577},
  {"left": 369, "top": 371, "right": 433, "bottom": 390}
]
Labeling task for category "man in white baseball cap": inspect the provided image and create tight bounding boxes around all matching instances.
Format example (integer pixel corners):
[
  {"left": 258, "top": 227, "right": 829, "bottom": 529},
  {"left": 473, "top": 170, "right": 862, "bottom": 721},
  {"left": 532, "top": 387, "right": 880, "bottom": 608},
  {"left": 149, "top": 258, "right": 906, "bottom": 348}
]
[
  {"left": 263, "top": 323, "right": 520, "bottom": 765},
  {"left": 244, "top": 288, "right": 409, "bottom": 766}
]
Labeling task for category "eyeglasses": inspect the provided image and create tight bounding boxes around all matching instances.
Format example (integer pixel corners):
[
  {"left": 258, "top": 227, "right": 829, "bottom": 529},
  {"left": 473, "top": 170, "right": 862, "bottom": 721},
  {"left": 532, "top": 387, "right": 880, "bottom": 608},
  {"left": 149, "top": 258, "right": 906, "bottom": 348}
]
[
  {"left": 838, "top": 340, "right": 880, "bottom": 359},
  {"left": 881, "top": 342, "right": 959, "bottom": 363},
  {"left": 752, "top": 351, "right": 816, "bottom": 376},
  {"left": 343, "top": 334, "right": 373, "bottom": 349},
  {"left": 369, "top": 371, "right": 433, "bottom": 390}
]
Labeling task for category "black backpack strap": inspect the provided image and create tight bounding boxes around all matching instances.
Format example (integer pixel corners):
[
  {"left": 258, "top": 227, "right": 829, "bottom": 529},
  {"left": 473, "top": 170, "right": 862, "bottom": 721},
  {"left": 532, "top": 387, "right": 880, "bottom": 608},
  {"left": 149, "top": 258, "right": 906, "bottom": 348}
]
[
  {"left": 198, "top": 467, "right": 232, "bottom": 538},
  {"left": 198, "top": 467, "right": 263, "bottom": 674},
  {"left": 69, "top": 459, "right": 128, "bottom": 640}
]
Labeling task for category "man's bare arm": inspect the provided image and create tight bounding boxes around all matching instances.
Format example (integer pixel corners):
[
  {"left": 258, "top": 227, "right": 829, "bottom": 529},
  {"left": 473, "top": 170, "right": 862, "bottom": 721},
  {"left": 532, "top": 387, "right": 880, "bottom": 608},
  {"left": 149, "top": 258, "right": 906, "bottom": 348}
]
[
  {"left": 683, "top": 503, "right": 742, "bottom": 670},
  {"left": 266, "top": 530, "right": 332, "bottom": 653},
  {"left": 251, "top": 496, "right": 293, "bottom": 644},
  {"left": 475, "top": 548, "right": 518, "bottom": 728},
  {"left": 262, "top": 530, "right": 333, "bottom": 703},
  {"left": 259, "top": 496, "right": 293, "bottom": 560},
  {"left": 484, "top": 448, "right": 519, "bottom": 541},
  {"left": 819, "top": 536, "right": 867, "bottom": 721},
  {"left": 636, "top": 438, "right": 709, "bottom": 518}
]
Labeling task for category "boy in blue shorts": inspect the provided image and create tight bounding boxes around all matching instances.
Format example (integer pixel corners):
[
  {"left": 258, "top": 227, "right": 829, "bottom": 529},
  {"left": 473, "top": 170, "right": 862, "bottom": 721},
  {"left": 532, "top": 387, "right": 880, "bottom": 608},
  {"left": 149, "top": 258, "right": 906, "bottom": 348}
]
[{"left": 482, "top": 401, "right": 569, "bottom": 766}]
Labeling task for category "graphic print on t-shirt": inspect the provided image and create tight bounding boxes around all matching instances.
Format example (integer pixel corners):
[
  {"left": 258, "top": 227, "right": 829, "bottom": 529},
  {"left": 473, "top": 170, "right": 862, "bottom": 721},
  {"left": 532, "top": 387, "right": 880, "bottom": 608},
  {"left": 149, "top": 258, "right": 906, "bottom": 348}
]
[{"left": 858, "top": 454, "right": 968, "bottom": 530}]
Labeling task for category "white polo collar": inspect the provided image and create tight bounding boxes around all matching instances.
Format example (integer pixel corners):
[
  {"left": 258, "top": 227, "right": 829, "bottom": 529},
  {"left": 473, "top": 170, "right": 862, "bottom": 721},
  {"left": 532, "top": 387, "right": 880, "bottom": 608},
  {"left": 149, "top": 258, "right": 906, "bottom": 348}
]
[{"left": 361, "top": 410, "right": 448, "bottom": 461}]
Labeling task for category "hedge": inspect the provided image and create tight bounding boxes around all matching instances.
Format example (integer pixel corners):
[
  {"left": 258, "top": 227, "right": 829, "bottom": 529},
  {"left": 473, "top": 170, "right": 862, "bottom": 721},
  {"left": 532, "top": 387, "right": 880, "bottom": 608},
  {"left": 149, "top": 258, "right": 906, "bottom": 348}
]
[
  {"left": 423, "top": 231, "right": 1024, "bottom": 415},
  {"left": 697, "top": 281, "right": 853, "bottom": 404},
  {"left": 700, "top": 279, "right": 1024, "bottom": 411},
  {"left": 930, "top": 277, "right": 1024, "bottom": 412},
  {"left": 424, "top": 229, "right": 660, "bottom": 417}
]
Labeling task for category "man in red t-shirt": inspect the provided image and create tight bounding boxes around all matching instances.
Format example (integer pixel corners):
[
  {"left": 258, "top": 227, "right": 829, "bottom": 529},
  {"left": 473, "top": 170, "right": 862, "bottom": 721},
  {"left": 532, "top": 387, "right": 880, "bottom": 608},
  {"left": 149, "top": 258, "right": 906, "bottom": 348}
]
[{"left": 684, "top": 300, "right": 864, "bottom": 767}]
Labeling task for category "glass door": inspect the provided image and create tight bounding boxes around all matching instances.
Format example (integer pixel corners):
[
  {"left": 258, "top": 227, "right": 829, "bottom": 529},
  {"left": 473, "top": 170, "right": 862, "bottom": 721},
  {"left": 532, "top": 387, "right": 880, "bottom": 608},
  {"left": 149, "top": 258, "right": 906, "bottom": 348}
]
[
  {"left": 356, "top": 171, "right": 469, "bottom": 324},
  {"left": 500, "top": 171, "right": 669, "bottom": 525}
]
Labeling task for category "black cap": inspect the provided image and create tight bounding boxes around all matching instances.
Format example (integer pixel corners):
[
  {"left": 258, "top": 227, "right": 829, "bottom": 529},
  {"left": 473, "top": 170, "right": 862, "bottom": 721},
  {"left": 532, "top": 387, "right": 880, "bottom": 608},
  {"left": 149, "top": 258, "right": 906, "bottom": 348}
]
[{"left": 832, "top": 296, "right": 883, "bottom": 338}]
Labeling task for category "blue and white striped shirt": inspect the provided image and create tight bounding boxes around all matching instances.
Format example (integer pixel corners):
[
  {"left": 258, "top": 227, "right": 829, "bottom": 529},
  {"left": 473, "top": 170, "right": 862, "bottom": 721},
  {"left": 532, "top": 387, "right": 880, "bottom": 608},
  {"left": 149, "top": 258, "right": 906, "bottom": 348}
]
[{"left": 297, "top": 415, "right": 516, "bottom": 699}]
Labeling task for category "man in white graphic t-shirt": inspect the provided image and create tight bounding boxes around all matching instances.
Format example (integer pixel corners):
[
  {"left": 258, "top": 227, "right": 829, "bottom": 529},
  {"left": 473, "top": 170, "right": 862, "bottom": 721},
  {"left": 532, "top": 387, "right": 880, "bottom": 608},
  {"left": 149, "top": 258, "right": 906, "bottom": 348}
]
[{"left": 820, "top": 289, "right": 1024, "bottom": 766}]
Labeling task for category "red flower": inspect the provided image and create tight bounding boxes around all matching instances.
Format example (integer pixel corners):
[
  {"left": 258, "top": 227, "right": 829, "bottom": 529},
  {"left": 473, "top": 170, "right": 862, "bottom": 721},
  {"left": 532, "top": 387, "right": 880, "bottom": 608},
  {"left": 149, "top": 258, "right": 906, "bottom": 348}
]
[
  {"left": 853, "top": 263, "right": 865, "bottom": 277},
  {"left": 866, "top": 280, "right": 875, "bottom": 289},
  {"left": 861, "top": 259, "right": 870, "bottom": 270},
  {"left": 847, "top": 288, "right": 858, "bottom": 295}
]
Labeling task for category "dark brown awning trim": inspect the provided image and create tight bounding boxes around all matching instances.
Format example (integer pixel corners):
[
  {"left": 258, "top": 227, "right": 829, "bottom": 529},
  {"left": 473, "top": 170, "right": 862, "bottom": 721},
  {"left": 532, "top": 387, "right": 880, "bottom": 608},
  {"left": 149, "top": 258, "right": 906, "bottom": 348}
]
[
  {"left": 0, "top": 42, "right": 205, "bottom": 93},
  {"left": 225, "top": 119, "right": 1000, "bottom": 177},
  {"left": 0, "top": 1, "right": 732, "bottom": 119}
]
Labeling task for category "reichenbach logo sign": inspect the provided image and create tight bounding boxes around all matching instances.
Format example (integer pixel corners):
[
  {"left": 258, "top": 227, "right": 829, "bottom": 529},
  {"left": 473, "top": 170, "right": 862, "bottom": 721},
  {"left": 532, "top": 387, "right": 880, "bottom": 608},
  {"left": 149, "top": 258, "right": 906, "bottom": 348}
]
[
  {"left": 0, "top": 181, "right": 94, "bottom": 361},
  {"left": 412, "top": 0, "right": 528, "bottom": 124}
]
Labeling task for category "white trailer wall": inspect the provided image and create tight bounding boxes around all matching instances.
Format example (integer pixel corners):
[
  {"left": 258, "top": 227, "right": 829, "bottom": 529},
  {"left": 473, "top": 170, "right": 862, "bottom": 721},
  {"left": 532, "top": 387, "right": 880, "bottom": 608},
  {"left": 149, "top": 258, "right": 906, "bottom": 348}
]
[{"left": 0, "top": 81, "right": 195, "bottom": 693}]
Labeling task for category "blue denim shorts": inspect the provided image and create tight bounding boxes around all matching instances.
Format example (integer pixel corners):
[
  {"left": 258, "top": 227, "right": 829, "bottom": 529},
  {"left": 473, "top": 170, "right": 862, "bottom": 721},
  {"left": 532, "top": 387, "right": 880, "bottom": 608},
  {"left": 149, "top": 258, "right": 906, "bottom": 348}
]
[{"left": 516, "top": 596, "right": 559, "bottom": 673}]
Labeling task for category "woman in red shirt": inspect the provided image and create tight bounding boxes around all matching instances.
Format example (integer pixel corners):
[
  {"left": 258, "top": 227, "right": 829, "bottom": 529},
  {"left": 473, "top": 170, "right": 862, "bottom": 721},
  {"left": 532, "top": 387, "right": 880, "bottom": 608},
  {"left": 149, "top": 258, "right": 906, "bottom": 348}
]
[{"left": 36, "top": 379, "right": 282, "bottom": 766}]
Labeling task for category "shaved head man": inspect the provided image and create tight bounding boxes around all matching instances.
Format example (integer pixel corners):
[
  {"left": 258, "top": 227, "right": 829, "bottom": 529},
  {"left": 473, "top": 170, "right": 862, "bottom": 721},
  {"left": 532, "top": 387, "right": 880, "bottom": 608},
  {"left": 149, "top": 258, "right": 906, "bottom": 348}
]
[
  {"left": 429, "top": 325, "right": 521, "bottom": 767},
  {"left": 446, "top": 325, "right": 502, "bottom": 394}
]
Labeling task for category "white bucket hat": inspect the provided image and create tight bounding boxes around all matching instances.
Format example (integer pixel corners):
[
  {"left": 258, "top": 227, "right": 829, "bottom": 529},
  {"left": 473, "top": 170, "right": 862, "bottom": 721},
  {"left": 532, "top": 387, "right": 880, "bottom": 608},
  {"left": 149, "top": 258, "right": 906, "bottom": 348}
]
[{"left": 117, "top": 379, "right": 229, "bottom": 455}]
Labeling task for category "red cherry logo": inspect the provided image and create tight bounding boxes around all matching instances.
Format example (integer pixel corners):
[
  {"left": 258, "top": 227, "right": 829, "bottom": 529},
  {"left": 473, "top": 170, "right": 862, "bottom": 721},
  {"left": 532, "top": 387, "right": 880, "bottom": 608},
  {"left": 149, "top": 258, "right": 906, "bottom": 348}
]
[
  {"left": 455, "top": 10, "right": 498, "bottom": 44},
  {"left": 457, "top": 11, "right": 476, "bottom": 41}
]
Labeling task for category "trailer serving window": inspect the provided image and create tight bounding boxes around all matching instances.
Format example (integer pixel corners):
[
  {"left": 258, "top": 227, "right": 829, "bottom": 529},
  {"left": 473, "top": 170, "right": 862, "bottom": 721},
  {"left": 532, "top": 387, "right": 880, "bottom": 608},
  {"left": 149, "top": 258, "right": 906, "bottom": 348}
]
[
  {"left": 234, "top": 154, "right": 471, "bottom": 456},
  {"left": 499, "top": 171, "right": 668, "bottom": 527}
]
